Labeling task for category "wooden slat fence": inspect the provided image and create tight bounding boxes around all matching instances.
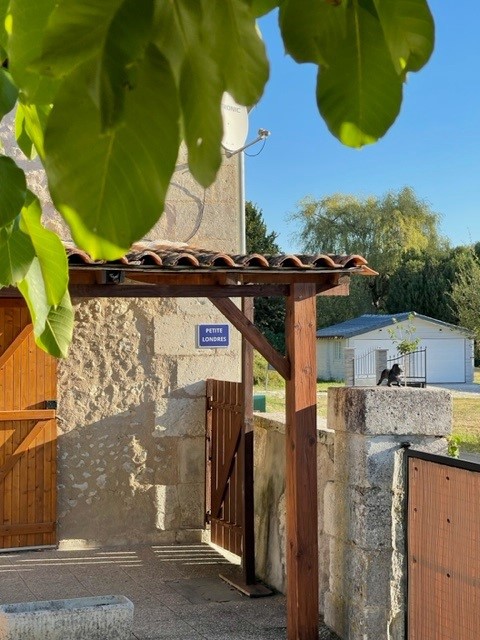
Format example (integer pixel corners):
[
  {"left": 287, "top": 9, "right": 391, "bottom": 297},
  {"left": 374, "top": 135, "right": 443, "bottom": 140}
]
[
  {"left": 407, "top": 451, "right": 480, "bottom": 638},
  {"left": 205, "top": 379, "right": 244, "bottom": 557}
]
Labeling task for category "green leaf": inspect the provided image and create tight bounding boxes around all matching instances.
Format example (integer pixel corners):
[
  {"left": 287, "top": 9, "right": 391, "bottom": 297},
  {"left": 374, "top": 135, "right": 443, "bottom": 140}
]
[
  {"left": 0, "top": 68, "right": 18, "bottom": 118},
  {"left": 279, "top": 0, "right": 347, "bottom": 66},
  {"left": 18, "top": 257, "right": 73, "bottom": 358},
  {"left": 7, "top": 0, "right": 59, "bottom": 103},
  {"left": 203, "top": 0, "right": 269, "bottom": 106},
  {"left": 0, "top": 217, "right": 35, "bottom": 285},
  {"left": 0, "top": 155, "right": 27, "bottom": 226},
  {"left": 373, "top": 0, "right": 434, "bottom": 74},
  {"left": 19, "top": 190, "right": 68, "bottom": 305},
  {"left": 316, "top": 0, "right": 402, "bottom": 147},
  {"left": 44, "top": 46, "right": 180, "bottom": 260},
  {"left": 249, "top": 0, "right": 280, "bottom": 18},
  {"left": 180, "top": 45, "right": 223, "bottom": 188},
  {"left": 14, "top": 103, "right": 51, "bottom": 160},
  {"left": 0, "top": 0, "right": 8, "bottom": 50},
  {"left": 36, "top": 0, "right": 123, "bottom": 78},
  {"left": 153, "top": 0, "right": 203, "bottom": 81},
  {"left": 98, "top": 0, "right": 155, "bottom": 131}
]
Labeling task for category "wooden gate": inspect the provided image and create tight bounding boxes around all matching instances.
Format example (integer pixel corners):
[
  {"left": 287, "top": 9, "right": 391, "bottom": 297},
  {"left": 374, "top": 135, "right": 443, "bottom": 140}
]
[
  {"left": 205, "top": 379, "right": 244, "bottom": 557},
  {"left": 407, "top": 450, "right": 480, "bottom": 639},
  {"left": 0, "top": 301, "right": 57, "bottom": 549}
]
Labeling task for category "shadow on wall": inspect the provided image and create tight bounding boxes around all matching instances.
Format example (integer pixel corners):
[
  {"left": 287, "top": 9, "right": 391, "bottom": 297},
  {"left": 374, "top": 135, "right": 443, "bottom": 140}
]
[{"left": 55, "top": 400, "right": 206, "bottom": 548}]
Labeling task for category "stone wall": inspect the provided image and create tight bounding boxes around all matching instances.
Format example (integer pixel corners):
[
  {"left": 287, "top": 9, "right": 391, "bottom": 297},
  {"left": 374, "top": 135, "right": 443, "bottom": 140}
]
[
  {"left": 325, "top": 387, "right": 452, "bottom": 640},
  {"left": 253, "top": 387, "right": 453, "bottom": 640},
  {"left": 57, "top": 297, "right": 241, "bottom": 547},
  {"left": 253, "top": 414, "right": 334, "bottom": 614}
]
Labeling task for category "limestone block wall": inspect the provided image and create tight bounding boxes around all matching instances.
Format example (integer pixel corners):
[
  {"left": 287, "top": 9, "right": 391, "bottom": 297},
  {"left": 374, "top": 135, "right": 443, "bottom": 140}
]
[
  {"left": 0, "top": 112, "right": 242, "bottom": 253},
  {"left": 253, "top": 414, "right": 334, "bottom": 614},
  {"left": 57, "top": 297, "right": 241, "bottom": 547}
]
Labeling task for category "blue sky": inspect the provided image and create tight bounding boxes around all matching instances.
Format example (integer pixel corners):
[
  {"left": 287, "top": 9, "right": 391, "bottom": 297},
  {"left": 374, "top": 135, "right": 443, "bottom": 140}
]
[{"left": 245, "top": 1, "right": 480, "bottom": 253}]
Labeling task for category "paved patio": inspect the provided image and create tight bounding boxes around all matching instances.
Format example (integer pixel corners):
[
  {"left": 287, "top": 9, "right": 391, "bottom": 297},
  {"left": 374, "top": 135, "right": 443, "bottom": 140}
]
[{"left": 0, "top": 544, "right": 339, "bottom": 639}]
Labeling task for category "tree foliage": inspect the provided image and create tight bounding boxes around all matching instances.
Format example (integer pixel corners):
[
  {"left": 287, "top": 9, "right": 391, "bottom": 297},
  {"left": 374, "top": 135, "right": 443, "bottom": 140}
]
[
  {"left": 292, "top": 186, "right": 445, "bottom": 310},
  {"left": 450, "top": 251, "right": 480, "bottom": 364},
  {"left": 245, "top": 201, "right": 285, "bottom": 352},
  {"left": 0, "top": 1, "right": 435, "bottom": 355},
  {"left": 245, "top": 201, "right": 280, "bottom": 255},
  {"left": 385, "top": 246, "right": 475, "bottom": 324}
]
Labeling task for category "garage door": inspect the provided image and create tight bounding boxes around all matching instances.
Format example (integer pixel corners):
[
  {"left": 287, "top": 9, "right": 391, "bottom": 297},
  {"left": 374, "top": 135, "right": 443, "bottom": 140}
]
[{"left": 424, "top": 339, "right": 466, "bottom": 383}]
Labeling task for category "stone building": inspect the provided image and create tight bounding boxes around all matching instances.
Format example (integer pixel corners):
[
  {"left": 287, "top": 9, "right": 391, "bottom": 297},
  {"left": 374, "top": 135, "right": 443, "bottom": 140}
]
[{"left": 1, "top": 113, "right": 243, "bottom": 549}]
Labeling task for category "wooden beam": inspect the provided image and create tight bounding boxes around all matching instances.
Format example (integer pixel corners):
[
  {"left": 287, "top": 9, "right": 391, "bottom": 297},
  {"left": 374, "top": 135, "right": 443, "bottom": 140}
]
[
  {"left": 0, "top": 410, "right": 56, "bottom": 421},
  {"left": 285, "top": 283, "right": 319, "bottom": 640},
  {"left": 209, "top": 297, "right": 290, "bottom": 380},
  {"left": 65, "top": 284, "right": 289, "bottom": 299}
]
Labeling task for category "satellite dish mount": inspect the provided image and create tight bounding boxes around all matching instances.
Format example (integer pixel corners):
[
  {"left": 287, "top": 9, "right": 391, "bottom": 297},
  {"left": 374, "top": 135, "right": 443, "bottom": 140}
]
[{"left": 221, "top": 93, "right": 270, "bottom": 157}]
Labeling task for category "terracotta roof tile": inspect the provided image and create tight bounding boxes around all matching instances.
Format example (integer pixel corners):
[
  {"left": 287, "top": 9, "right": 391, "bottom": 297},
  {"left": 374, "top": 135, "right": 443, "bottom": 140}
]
[{"left": 64, "top": 241, "right": 371, "bottom": 272}]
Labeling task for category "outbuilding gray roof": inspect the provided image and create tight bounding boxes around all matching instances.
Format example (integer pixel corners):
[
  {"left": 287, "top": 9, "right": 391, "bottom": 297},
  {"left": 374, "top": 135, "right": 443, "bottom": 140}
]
[{"left": 316, "top": 312, "right": 473, "bottom": 339}]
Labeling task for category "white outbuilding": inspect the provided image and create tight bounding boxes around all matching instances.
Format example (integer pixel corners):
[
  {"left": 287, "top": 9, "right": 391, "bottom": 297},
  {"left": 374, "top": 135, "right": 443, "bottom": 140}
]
[{"left": 316, "top": 312, "right": 475, "bottom": 384}]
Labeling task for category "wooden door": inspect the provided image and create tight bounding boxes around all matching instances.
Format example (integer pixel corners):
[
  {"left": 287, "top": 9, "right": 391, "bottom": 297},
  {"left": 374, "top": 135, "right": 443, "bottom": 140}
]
[{"left": 0, "top": 301, "right": 57, "bottom": 549}]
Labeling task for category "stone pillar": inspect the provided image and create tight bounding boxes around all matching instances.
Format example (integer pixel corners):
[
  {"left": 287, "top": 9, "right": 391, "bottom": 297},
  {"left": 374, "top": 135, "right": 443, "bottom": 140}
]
[
  {"left": 344, "top": 348, "right": 355, "bottom": 387},
  {"left": 324, "top": 387, "right": 452, "bottom": 640},
  {"left": 375, "top": 349, "right": 388, "bottom": 385}
]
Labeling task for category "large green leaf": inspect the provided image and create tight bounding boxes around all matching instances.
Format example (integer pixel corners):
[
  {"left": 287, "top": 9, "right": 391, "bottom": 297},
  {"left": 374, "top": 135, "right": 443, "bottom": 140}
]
[
  {"left": 7, "top": 0, "right": 59, "bottom": 103},
  {"left": 203, "top": 0, "right": 269, "bottom": 106},
  {"left": 249, "top": 0, "right": 280, "bottom": 18},
  {"left": 14, "top": 103, "right": 51, "bottom": 160},
  {"left": 0, "top": 156, "right": 27, "bottom": 226},
  {"left": 316, "top": 0, "right": 402, "bottom": 147},
  {"left": 374, "top": 0, "right": 434, "bottom": 74},
  {"left": 0, "top": 68, "right": 18, "bottom": 118},
  {"left": 153, "top": 0, "right": 203, "bottom": 81},
  {"left": 279, "top": 0, "right": 347, "bottom": 66},
  {"left": 36, "top": 292, "right": 74, "bottom": 358},
  {"left": 18, "top": 257, "right": 73, "bottom": 358},
  {"left": 98, "top": 0, "right": 155, "bottom": 131},
  {"left": 19, "top": 190, "right": 68, "bottom": 305},
  {"left": 44, "top": 47, "right": 180, "bottom": 259},
  {"left": 0, "top": 217, "right": 35, "bottom": 285},
  {"left": 35, "top": 0, "right": 123, "bottom": 78},
  {"left": 0, "top": 0, "right": 8, "bottom": 50},
  {"left": 180, "top": 45, "right": 223, "bottom": 187}
]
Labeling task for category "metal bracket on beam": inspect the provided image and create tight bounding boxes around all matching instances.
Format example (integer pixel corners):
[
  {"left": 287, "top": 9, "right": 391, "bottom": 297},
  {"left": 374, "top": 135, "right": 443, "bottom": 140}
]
[{"left": 97, "top": 270, "right": 126, "bottom": 285}]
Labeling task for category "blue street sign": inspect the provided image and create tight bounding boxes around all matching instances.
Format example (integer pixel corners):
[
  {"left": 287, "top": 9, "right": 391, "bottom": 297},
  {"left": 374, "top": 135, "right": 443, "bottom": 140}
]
[{"left": 197, "top": 324, "right": 230, "bottom": 349}]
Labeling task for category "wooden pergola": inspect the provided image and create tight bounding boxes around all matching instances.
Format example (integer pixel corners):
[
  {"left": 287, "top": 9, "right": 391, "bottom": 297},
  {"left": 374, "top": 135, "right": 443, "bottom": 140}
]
[{"left": 2, "top": 247, "right": 373, "bottom": 640}]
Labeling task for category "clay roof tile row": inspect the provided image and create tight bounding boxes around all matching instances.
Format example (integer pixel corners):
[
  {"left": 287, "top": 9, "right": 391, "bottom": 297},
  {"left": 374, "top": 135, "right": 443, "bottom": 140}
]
[{"left": 65, "top": 242, "right": 369, "bottom": 272}]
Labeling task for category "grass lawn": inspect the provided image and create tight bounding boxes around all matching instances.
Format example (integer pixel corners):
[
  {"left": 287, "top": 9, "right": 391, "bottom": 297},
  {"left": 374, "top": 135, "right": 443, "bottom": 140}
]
[{"left": 255, "top": 373, "right": 480, "bottom": 453}]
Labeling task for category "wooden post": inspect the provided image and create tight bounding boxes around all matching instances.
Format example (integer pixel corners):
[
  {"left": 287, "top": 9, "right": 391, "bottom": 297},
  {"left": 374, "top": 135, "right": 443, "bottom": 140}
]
[
  {"left": 242, "top": 297, "right": 256, "bottom": 584},
  {"left": 285, "top": 283, "right": 319, "bottom": 640}
]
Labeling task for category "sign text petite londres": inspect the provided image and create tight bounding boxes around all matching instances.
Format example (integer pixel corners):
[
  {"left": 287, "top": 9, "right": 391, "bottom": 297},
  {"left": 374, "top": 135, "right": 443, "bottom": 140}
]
[{"left": 196, "top": 324, "right": 230, "bottom": 349}]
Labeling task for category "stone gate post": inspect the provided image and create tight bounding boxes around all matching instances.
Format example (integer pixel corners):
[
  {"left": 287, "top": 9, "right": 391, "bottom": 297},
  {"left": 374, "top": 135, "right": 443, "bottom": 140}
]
[
  {"left": 375, "top": 349, "right": 388, "bottom": 384},
  {"left": 344, "top": 348, "right": 355, "bottom": 387},
  {"left": 324, "top": 386, "right": 452, "bottom": 640}
]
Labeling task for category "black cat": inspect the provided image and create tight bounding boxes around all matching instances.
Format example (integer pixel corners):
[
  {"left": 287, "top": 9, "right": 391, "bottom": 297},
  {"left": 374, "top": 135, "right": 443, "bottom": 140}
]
[{"left": 377, "top": 363, "right": 402, "bottom": 387}]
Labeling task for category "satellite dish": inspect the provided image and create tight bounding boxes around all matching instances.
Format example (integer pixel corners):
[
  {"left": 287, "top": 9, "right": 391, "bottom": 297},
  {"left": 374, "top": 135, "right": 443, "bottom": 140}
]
[{"left": 221, "top": 93, "right": 249, "bottom": 154}]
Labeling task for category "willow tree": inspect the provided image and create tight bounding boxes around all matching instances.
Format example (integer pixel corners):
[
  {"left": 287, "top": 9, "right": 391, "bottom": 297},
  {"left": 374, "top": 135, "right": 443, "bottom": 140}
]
[
  {"left": 292, "top": 187, "right": 445, "bottom": 312},
  {"left": 0, "top": 0, "right": 435, "bottom": 355}
]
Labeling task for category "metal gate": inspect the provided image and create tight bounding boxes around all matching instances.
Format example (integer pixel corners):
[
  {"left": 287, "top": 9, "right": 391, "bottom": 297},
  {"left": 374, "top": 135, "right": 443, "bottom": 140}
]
[
  {"left": 407, "top": 450, "right": 480, "bottom": 639},
  {"left": 0, "top": 301, "right": 58, "bottom": 550},
  {"left": 205, "top": 379, "right": 244, "bottom": 557}
]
